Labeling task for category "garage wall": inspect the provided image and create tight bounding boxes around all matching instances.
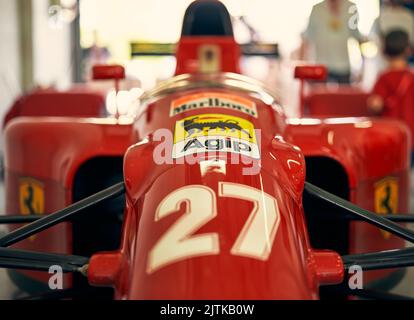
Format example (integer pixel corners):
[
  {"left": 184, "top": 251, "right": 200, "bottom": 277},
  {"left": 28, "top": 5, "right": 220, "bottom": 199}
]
[
  {"left": 33, "top": 0, "right": 72, "bottom": 89},
  {"left": 0, "top": 0, "right": 74, "bottom": 113},
  {"left": 0, "top": 0, "right": 21, "bottom": 132},
  {"left": 0, "top": 0, "right": 73, "bottom": 155}
]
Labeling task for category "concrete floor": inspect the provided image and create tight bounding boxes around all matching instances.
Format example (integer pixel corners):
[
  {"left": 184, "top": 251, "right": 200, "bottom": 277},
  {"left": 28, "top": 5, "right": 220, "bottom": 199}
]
[{"left": 0, "top": 175, "right": 413, "bottom": 300}]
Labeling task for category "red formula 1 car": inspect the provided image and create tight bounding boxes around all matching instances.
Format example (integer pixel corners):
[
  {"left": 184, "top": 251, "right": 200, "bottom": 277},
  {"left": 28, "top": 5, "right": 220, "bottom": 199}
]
[{"left": 1, "top": 0, "right": 414, "bottom": 300}]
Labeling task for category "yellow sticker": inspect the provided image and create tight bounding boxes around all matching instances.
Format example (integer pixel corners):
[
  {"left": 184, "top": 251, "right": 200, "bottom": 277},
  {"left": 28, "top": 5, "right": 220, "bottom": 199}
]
[
  {"left": 173, "top": 114, "right": 260, "bottom": 159},
  {"left": 174, "top": 114, "right": 257, "bottom": 143},
  {"left": 19, "top": 178, "right": 45, "bottom": 216},
  {"left": 374, "top": 177, "right": 399, "bottom": 239}
]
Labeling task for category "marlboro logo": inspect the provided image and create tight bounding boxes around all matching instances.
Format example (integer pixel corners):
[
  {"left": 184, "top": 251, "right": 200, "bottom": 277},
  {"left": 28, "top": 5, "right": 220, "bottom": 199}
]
[{"left": 170, "top": 92, "right": 258, "bottom": 118}]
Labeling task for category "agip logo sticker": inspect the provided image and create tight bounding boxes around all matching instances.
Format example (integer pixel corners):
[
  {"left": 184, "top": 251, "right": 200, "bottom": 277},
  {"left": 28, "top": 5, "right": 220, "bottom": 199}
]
[
  {"left": 172, "top": 114, "right": 260, "bottom": 159},
  {"left": 374, "top": 177, "right": 398, "bottom": 239},
  {"left": 19, "top": 178, "right": 45, "bottom": 216},
  {"left": 170, "top": 93, "right": 258, "bottom": 118}
]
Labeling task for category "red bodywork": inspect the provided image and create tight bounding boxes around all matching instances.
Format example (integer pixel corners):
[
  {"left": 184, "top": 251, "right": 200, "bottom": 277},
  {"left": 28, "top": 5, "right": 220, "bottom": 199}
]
[
  {"left": 3, "top": 88, "right": 107, "bottom": 130},
  {"left": 305, "top": 86, "right": 371, "bottom": 118},
  {"left": 3, "top": 34, "right": 410, "bottom": 299}
]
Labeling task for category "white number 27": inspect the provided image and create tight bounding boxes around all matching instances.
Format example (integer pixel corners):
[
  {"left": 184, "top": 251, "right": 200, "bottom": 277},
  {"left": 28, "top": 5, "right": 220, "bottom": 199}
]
[{"left": 147, "top": 182, "right": 281, "bottom": 274}]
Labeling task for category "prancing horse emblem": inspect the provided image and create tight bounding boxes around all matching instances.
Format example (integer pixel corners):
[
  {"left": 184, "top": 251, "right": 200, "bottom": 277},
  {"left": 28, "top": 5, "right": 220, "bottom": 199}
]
[
  {"left": 182, "top": 117, "right": 253, "bottom": 139},
  {"left": 374, "top": 177, "right": 399, "bottom": 239},
  {"left": 19, "top": 178, "right": 45, "bottom": 216}
]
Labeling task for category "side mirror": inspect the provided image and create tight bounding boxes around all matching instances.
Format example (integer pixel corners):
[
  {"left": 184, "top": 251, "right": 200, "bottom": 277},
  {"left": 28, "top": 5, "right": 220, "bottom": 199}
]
[
  {"left": 295, "top": 65, "right": 328, "bottom": 117},
  {"left": 92, "top": 65, "right": 126, "bottom": 118},
  {"left": 92, "top": 65, "right": 126, "bottom": 81},
  {"left": 311, "top": 250, "right": 344, "bottom": 286},
  {"left": 294, "top": 65, "right": 327, "bottom": 81},
  {"left": 88, "top": 252, "right": 124, "bottom": 287}
]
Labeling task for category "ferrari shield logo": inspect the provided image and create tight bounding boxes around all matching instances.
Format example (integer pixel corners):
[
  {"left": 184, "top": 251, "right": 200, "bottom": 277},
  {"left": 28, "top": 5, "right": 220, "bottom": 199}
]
[
  {"left": 19, "top": 178, "right": 45, "bottom": 216},
  {"left": 374, "top": 177, "right": 398, "bottom": 239},
  {"left": 199, "top": 45, "right": 221, "bottom": 73}
]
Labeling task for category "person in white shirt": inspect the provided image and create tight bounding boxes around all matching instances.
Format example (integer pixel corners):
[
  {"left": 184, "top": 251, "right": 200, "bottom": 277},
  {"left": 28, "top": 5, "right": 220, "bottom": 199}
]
[
  {"left": 370, "top": 0, "right": 414, "bottom": 71},
  {"left": 301, "top": 0, "right": 365, "bottom": 83},
  {"left": 371, "top": 0, "right": 414, "bottom": 48}
]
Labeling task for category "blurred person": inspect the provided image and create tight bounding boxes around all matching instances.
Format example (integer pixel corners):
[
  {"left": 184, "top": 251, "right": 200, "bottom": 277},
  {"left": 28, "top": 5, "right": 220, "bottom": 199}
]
[
  {"left": 370, "top": 0, "right": 414, "bottom": 49},
  {"left": 402, "top": 0, "right": 414, "bottom": 64},
  {"left": 402, "top": 0, "right": 414, "bottom": 12},
  {"left": 368, "top": 30, "right": 414, "bottom": 156},
  {"left": 368, "top": 1, "right": 414, "bottom": 86},
  {"left": 300, "top": 0, "right": 365, "bottom": 84}
]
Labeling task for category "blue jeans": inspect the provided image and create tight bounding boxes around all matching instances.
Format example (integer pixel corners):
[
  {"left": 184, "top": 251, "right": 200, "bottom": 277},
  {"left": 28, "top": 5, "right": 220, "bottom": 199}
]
[{"left": 411, "top": 151, "right": 414, "bottom": 168}]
